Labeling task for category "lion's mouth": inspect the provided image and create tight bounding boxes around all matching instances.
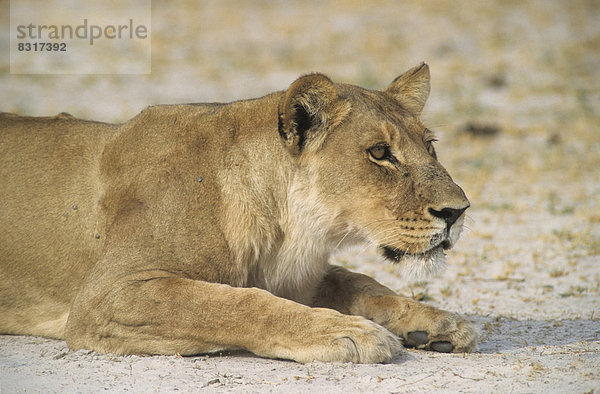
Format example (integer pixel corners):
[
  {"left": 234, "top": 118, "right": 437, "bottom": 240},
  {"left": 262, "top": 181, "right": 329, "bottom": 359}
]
[
  {"left": 379, "top": 242, "right": 449, "bottom": 280},
  {"left": 380, "top": 244, "right": 441, "bottom": 262},
  {"left": 377, "top": 224, "right": 463, "bottom": 279},
  {"left": 380, "top": 237, "right": 452, "bottom": 263}
]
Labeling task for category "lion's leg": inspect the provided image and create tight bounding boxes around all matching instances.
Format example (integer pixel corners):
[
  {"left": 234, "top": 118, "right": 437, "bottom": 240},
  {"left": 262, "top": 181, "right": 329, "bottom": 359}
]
[
  {"left": 312, "top": 265, "right": 479, "bottom": 353},
  {"left": 64, "top": 274, "right": 401, "bottom": 363}
]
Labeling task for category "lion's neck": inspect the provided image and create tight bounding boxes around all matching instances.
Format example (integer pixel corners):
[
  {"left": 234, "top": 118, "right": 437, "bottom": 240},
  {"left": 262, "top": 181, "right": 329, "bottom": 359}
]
[
  {"left": 217, "top": 97, "right": 350, "bottom": 304},
  {"left": 224, "top": 165, "right": 344, "bottom": 304},
  {"left": 259, "top": 173, "right": 342, "bottom": 304}
]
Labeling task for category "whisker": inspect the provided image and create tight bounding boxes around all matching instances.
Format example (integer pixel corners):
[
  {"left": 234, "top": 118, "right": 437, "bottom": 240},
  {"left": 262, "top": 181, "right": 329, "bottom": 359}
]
[
  {"left": 362, "top": 218, "right": 401, "bottom": 229},
  {"left": 353, "top": 237, "right": 381, "bottom": 256},
  {"left": 365, "top": 221, "right": 437, "bottom": 240},
  {"left": 402, "top": 240, "right": 421, "bottom": 258},
  {"left": 465, "top": 214, "right": 475, "bottom": 225},
  {"left": 366, "top": 227, "right": 404, "bottom": 243},
  {"left": 334, "top": 226, "right": 355, "bottom": 250},
  {"left": 373, "top": 232, "right": 425, "bottom": 247},
  {"left": 368, "top": 227, "right": 401, "bottom": 241},
  {"left": 371, "top": 225, "right": 434, "bottom": 241}
]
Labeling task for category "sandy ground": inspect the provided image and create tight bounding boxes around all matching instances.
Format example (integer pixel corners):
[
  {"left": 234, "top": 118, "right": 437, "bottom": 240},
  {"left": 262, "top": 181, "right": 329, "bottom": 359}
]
[{"left": 1, "top": 0, "right": 599, "bottom": 392}]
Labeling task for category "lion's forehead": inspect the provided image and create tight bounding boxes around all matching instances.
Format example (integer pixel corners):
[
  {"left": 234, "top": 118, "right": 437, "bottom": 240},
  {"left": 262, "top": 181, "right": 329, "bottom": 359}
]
[
  {"left": 331, "top": 110, "right": 427, "bottom": 151},
  {"left": 380, "top": 118, "right": 427, "bottom": 145}
]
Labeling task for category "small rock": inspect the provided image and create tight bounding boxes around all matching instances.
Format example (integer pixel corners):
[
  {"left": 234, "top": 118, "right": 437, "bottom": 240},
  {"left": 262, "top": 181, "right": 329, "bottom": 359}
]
[
  {"left": 486, "top": 73, "right": 507, "bottom": 89},
  {"left": 204, "top": 378, "right": 221, "bottom": 387},
  {"left": 461, "top": 122, "right": 500, "bottom": 137},
  {"left": 547, "top": 133, "right": 561, "bottom": 146}
]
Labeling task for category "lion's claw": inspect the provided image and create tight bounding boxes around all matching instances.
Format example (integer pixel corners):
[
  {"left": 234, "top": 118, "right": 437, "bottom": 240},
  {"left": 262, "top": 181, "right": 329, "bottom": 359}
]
[
  {"left": 430, "top": 341, "right": 454, "bottom": 353},
  {"left": 406, "top": 330, "right": 429, "bottom": 346}
]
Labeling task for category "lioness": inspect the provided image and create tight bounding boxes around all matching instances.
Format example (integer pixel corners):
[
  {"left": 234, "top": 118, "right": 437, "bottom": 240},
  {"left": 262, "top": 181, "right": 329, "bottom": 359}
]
[{"left": 0, "top": 64, "right": 477, "bottom": 363}]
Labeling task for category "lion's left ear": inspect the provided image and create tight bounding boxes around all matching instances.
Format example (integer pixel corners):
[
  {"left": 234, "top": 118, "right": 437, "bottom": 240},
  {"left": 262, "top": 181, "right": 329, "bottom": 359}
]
[
  {"left": 279, "top": 73, "right": 350, "bottom": 157},
  {"left": 385, "top": 62, "right": 431, "bottom": 115}
]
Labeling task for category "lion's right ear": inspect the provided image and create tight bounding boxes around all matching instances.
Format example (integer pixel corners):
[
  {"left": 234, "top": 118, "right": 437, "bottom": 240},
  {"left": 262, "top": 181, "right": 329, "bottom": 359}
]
[
  {"left": 279, "top": 74, "right": 350, "bottom": 157},
  {"left": 385, "top": 63, "right": 431, "bottom": 115}
]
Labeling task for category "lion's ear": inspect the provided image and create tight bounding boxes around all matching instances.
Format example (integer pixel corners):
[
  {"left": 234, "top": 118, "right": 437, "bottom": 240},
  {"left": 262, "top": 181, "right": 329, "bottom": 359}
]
[
  {"left": 385, "top": 63, "right": 431, "bottom": 115},
  {"left": 279, "top": 73, "right": 350, "bottom": 156}
]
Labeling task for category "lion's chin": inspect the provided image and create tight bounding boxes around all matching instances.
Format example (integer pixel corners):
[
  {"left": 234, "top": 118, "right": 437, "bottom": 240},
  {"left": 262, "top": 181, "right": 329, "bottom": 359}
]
[{"left": 380, "top": 245, "right": 447, "bottom": 281}]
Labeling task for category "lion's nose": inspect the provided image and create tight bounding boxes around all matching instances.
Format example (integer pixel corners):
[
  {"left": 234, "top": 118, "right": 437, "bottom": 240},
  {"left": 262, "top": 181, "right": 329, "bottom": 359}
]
[{"left": 428, "top": 206, "right": 468, "bottom": 228}]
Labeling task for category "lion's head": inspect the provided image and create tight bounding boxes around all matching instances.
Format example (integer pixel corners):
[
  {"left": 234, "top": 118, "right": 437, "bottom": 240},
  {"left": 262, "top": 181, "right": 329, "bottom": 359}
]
[{"left": 278, "top": 63, "right": 469, "bottom": 279}]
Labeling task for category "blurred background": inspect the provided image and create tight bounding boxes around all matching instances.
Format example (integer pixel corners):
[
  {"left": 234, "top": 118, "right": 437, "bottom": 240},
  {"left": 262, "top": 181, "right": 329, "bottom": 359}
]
[{"left": 1, "top": 0, "right": 599, "bottom": 319}]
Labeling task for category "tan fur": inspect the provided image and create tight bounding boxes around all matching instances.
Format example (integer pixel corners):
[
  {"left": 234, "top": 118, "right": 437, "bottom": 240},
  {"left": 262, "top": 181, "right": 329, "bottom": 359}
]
[{"left": 0, "top": 64, "right": 478, "bottom": 363}]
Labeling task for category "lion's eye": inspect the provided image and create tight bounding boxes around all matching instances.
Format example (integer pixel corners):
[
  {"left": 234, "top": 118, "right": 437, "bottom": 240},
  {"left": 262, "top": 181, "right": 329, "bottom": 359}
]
[
  {"left": 368, "top": 145, "right": 390, "bottom": 161},
  {"left": 426, "top": 139, "right": 438, "bottom": 160},
  {"left": 424, "top": 128, "right": 438, "bottom": 160}
]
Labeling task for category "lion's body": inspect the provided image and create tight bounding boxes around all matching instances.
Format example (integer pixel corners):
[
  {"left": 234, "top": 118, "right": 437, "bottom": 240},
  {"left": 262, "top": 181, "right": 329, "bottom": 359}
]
[
  {"left": 1, "top": 113, "right": 115, "bottom": 337},
  {"left": 1, "top": 65, "right": 478, "bottom": 363}
]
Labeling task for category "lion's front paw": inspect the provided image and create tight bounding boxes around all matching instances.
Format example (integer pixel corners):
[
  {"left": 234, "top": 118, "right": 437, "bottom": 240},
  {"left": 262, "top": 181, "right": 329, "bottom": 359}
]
[
  {"left": 401, "top": 313, "right": 479, "bottom": 353},
  {"left": 282, "top": 311, "right": 402, "bottom": 364},
  {"left": 373, "top": 297, "right": 479, "bottom": 353},
  {"left": 327, "top": 316, "right": 403, "bottom": 363}
]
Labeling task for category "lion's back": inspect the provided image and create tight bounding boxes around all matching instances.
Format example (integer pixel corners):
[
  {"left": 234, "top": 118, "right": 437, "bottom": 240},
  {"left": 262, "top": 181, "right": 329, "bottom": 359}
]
[{"left": 0, "top": 113, "right": 119, "bottom": 337}]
